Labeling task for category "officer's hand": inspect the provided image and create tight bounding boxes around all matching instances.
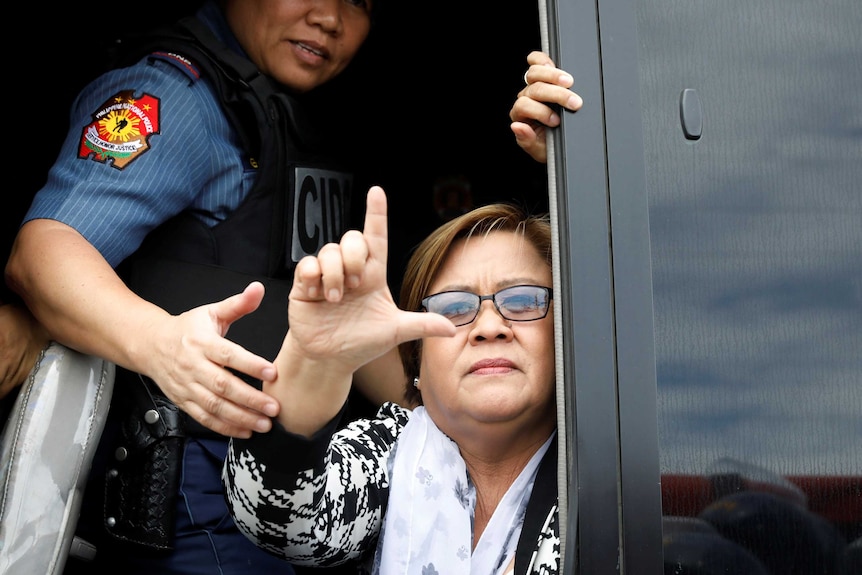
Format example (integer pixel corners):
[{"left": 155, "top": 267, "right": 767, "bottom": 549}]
[
  {"left": 145, "top": 282, "right": 280, "bottom": 438},
  {"left": 510, "top": 51, "right": 583, "bottom": 164}
]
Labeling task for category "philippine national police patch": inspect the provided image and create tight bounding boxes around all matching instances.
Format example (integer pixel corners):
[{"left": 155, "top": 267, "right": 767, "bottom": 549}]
[{"left": 78, "top": 90, "right": 160, "bottom": 170}]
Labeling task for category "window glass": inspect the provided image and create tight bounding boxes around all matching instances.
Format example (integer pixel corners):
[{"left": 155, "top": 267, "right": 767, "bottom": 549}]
[{"left": 635, "top": 0, "right": 862, "bottom": 571}]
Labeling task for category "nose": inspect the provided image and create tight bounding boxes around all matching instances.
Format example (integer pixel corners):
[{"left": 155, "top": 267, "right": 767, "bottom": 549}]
[
  {"left": 469, "top": 300, "right": 513, "bottom": 342},
  {"left": 308, "top": 0, "right": 343, "bottom": 34}
]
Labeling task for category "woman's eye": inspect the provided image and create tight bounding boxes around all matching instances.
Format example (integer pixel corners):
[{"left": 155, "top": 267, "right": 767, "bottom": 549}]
[
  {"left": 501, "top": 296, "right": 534, "bottom": 312},
  {"left": 440, "top": 302, "right": 473, "bottom": 318}
]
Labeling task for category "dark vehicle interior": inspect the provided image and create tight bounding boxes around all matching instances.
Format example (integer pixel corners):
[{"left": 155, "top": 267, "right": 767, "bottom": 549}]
[
  {"left": 4, "top": 1, "right": 547, "bottom": 298},
  {"left": 4, "top": 1, "right": 860, "bottom": 574},
  {"left": 1, "top": 3, "right": 547, "bottom": 568}
]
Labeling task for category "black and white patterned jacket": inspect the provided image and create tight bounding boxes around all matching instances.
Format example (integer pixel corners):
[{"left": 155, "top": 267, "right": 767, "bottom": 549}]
[{"left": 224, "top": 402, "right": 561, "bottom": 574}]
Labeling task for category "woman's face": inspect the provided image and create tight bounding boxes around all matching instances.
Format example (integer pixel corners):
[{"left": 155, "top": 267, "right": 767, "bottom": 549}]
[
  {"left": 224, "top": 0, "right": 372, "bottom": 93},
  {"left": 418, "top": 231, "right": 556, "bottom": 441}
]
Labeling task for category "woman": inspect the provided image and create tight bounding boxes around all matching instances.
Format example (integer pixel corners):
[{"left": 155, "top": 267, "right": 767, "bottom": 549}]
[{"left": 224, "top": 185, "right": 560, "bottom": 574}]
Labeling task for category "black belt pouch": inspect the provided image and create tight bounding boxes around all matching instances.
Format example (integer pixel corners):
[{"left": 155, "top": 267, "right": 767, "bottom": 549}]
[{"left": 103, "top": 373, "right": 185, "bottom": 550}]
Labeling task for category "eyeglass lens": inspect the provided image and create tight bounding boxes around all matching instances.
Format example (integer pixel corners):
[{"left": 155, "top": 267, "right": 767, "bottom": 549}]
[{"left": 422, "top": 285, "right": 551, "bottom": 326}]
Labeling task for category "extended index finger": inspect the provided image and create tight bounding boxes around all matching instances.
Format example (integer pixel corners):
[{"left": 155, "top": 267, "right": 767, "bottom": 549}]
[{"left": 363, "top": 186, "right": 389, "bottom": 263}]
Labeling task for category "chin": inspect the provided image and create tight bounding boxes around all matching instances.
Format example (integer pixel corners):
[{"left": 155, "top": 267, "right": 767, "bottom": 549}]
[{"left": 469, "top": 394, "right": 526, "bottom": 421}]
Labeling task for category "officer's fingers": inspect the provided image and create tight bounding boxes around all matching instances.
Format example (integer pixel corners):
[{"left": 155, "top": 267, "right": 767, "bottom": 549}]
[
  {"left": 179, "top": 385, "right": 275, "bottom": 439},
  {"left": 207, "top": 339, "right": 279, "bottom": 387},
  {"left": 209, "top": 282, "right": 265, "bottom": 332},
  {"left": 196, "top": 355, "right": 279, "bottom": 414}
]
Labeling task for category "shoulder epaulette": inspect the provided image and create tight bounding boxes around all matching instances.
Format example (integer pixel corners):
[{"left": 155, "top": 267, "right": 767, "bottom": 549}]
[{"left": 147, "top": 51, "right": 202, "bottom": 82}]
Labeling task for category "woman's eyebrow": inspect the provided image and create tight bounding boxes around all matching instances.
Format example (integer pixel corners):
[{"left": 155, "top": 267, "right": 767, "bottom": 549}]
[{"left": 433, "top": 278, "right": 545, "bottom": 293}]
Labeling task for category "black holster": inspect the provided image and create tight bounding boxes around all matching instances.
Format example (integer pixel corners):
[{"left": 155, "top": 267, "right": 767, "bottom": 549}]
[{"left": 103, "top": 373, "right": 185, "bottom": 550}]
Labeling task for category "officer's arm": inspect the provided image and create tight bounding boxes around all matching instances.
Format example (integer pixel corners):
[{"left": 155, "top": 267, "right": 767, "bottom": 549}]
[{"left": 5, "top": 219, "right": 279, "bottom": 438}]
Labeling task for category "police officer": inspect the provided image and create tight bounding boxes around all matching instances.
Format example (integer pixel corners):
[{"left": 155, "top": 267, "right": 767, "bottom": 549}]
[{"left": 5, "top": 0, "right": 391, "bottom": 573}]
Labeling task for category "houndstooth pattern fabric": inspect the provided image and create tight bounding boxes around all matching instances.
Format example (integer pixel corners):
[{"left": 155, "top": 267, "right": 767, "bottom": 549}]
[{"left": 223, "top": 402, "right": 561, "bottom": 574}]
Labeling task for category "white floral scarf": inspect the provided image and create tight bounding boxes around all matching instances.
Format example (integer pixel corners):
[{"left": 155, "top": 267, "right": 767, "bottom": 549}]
[{"left": 373, "top": 407, "right": 552, "bottom": 575}]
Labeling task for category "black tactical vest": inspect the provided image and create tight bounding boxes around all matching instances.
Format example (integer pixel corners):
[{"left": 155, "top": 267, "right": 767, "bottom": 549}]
[
  {"left": 97, "top": 15, "right": 355, "bottom": 549},
  {"left": 116, "top": 15, "right": 355, "bottom": 367}
]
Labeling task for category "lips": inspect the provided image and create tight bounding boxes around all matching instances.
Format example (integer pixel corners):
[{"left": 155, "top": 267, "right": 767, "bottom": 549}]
[
  {"left": 292, "top": 40, "right": 328, "bottom": 60},
  {"left": 469, "top": 358, "right": 517, "bottom": 374}
]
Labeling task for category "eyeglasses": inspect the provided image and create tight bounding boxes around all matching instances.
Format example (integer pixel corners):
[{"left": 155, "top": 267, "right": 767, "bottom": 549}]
[{"left": 420, "top": 285, "right": 553, "bottom": 327}]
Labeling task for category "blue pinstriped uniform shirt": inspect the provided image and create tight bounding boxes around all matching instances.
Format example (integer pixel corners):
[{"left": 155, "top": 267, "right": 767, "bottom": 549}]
[{"left": 24, "top": 2, "right": 251, "bottom": 269}]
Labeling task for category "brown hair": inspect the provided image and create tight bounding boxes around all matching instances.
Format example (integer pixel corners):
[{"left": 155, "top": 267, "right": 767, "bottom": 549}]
[{"left": 399, "top": 203, "right": 552, "bottom": 406}]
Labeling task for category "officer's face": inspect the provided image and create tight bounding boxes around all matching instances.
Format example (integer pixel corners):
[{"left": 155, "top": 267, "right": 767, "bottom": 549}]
[{"left": 224, "top": 0, "right": 372, "bottom": 93}]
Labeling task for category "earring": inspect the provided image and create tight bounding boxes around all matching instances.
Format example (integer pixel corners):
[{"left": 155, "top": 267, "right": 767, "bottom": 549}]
[{"left": 412, "top": 377, "right": 420, "bottom": 388}]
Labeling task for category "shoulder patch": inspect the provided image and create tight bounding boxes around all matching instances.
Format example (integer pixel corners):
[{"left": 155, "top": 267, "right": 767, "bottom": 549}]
[{"left": 78, "top": 90, "right": 160, "bottom": 170}]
